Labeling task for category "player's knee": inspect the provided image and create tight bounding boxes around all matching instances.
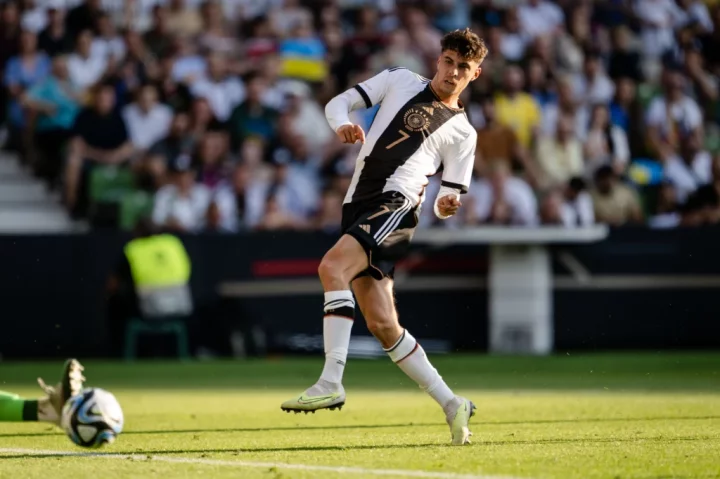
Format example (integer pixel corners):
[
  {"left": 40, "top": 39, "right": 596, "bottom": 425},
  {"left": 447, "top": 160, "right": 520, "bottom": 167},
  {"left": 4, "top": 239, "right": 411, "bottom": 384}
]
[
  {"left": 318, "top": 252, "right": 343, "bottom": 284},
  {"left": 365, "top": 315, "right": 395, "bottom": 340}
]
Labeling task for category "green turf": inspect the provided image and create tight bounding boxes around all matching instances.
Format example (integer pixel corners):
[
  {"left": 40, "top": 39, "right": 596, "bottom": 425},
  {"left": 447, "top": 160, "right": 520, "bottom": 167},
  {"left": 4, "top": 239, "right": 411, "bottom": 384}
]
[{"left": 0, "top": 353, "right": 719, "bottom": 479}]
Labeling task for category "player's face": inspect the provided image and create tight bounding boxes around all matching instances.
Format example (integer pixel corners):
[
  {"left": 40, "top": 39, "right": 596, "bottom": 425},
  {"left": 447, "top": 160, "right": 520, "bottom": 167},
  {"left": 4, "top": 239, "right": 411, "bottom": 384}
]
[{"left": 436, "top": 50, "right": 482, "bottom": 97}]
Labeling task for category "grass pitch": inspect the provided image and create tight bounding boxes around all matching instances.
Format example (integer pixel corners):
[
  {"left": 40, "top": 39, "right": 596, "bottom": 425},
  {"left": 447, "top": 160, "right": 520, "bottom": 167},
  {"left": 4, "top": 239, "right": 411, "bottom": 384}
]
[{"left": 0, "top": 353, "right": 719, "bottom": 479}]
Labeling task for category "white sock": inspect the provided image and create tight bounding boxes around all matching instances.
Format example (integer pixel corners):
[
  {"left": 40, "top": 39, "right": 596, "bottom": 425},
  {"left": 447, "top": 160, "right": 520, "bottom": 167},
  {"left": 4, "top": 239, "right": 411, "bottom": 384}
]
[
  {"left": 385, "top": 329, "right": 455, "bottom": 408},
  {"left": 319, "top": 290, "right": 355, "bottom": 384}
]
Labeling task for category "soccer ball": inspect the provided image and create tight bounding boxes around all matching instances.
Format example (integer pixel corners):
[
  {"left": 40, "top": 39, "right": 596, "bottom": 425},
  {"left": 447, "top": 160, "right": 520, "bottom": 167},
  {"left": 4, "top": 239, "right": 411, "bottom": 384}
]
[{"left": 61, "top": 388, "right": 124, "bottom": 448}]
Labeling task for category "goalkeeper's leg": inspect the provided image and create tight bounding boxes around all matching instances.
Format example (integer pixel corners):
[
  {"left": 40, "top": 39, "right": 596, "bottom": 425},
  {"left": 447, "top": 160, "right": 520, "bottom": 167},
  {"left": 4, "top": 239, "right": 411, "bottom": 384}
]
[
  {"left": 0, "top": 390, "right": 38, "bottom": 421},
  {"left": 0, "top": 359, "right": 85, "bottom": 425}
]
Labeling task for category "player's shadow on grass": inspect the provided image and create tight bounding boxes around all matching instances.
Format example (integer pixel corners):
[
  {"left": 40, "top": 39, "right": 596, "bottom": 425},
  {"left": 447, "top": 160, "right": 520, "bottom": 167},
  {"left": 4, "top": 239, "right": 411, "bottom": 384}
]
[
  {"left": 1, "top": 415, "right": 718, "bottom": 439},
  {"left": 0, "top": 434, "right": 716, "bottom": 461}
]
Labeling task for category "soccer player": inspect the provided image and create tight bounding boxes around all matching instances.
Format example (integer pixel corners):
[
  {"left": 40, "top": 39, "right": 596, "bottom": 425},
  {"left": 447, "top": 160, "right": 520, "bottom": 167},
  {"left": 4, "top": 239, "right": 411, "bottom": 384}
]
[
  {"left": 281, "top": 28, "right": 487, "bottom": 445},
  {"left": 0, "top": 359, "right": 85, "bottom": 425}
]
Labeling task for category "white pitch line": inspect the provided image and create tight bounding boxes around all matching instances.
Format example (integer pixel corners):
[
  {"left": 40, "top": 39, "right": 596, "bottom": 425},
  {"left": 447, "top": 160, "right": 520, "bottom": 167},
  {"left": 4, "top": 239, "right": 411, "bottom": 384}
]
[{"left": 0, "top": 448, "right": 525, "bottom": 479}]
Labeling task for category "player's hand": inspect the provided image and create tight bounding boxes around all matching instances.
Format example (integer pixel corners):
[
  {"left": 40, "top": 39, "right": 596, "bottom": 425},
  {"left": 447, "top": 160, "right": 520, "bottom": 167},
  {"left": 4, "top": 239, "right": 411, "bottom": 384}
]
[
  {"left": 337, "top": 124, "right": 366, "bottom": 144},
  {"left": 437, "top": 195, "right": 462, "bottom": 217}
]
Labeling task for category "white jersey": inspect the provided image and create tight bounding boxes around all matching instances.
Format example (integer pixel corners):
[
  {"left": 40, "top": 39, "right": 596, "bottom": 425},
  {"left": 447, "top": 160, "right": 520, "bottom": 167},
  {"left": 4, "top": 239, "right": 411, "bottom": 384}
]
[{"left": 325, "top": 67, "right": 477, "bottom": 209}]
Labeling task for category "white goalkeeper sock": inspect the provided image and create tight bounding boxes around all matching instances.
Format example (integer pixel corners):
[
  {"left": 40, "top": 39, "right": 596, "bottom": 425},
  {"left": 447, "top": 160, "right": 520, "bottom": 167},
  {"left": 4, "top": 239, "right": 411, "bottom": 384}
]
[
  {"left": 385, "top": 329, "right": 455, "bottom": 408},
  {"left": 318, "top": 290, "right": 355, "bottom": 385}
]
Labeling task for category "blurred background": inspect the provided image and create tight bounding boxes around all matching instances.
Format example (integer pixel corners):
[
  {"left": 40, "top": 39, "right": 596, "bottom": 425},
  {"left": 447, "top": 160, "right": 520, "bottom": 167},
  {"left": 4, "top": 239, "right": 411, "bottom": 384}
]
[{"left": 0, "top": 0, "right": 719, "bottom": 361}]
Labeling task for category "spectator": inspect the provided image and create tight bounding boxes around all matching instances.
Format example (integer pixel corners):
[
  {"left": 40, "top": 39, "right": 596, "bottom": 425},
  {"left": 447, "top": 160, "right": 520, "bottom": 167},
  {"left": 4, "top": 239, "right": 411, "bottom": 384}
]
[
  {"left": 65, "top": 0, "right": 104, "bottom": 43},
  {"left": 122, "top": 83, "right": 173, "bottom": 153},
  {"left": 145, "top": 111, "right": 195, "bottom": 184},
  {"left": 535, "top": 114, "right": 584, "bottom": 189},
  {"left": 473, "top": 161, "right": 538, "bottom": 226},
  {"left": 584, "top": 103, "right": 630, "bottom": 178},
  {"left": 3, "top": 29, "right": 51, "bottom": 153},
  {"left": 0, "top": 2, "right": 21, "bottom": 73},
  {"left": 65, "top": 82, "right": 133, "bottom": 216},
  {"left": 645, "top": 66, "right": 703, "bottom": 161},
  {"left": 90, "top": 12, "right": 125, "bottom": 66},
  {"left": 152, "top": 154, "right": 211, "bottom": 232},
  {"left": 663, "top": 132, "right": 712, "bottom": 203},
  {"left": 498, "top": 7, "right": 528, "bottom": 63},
  {"left": 143, "top": 5, "right": 173, "bottom": 60},
  {"left": 192, "top": 132, "right": 230, "bottom": 190},
  {"left": 494, "top": 65, "right": 542, "bottom": 150},
  {"left": 562, "top": 177, "right": 595, "bottom": 227},
  {"left": 517, "top": 0, "right": 565, "bottom": 40},
  {"left": 475, "top": 96, "right": 536, "bottom": 183},
  {"left": 226, "top": 71, "right": 279, "bottom": 151},
  {"left": 67, "top": 29, "right": 107, "bottom": 91},
  {"left": 609, "top": 76, "right": 647, "bottom": 157},
  {"left": 649, "top": 181, "right": 681, "bottom": 228},
  {"left": 165, "top": 0, "right": 203, "bottom": 38},
  {"left": 38, "top": 7, "right": 72, "bottom": 58},
  {"left": 19, "top": 0, "right": 48, "bottom": 34},
  {"left": 190, "top": 53, "right": 245, "bottom": 122},
  {"left": 212, "top": 162, "right": 268, "bottom": 231},
  {"left": 573, "top": 48, "right": 615, "bottom": 106},
  {"left": 591, "top": 165, "right": 643, "bottom": 226},
  {"left": 608, "top": 25, "right": 643, "bottom": 82},
  {"left": 22, "top": 54, "right": 82, "bottom": 189}
]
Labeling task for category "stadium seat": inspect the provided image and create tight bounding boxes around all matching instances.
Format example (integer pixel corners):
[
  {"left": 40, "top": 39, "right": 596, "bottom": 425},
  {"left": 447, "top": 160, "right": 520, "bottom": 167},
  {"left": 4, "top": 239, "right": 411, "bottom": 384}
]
[
  {"left": 119, "top": 190, "right": 154, "bottom": 231},
  {"left": 89, "top": 165, "right": 135, "bottom": 203},
  {"left": 123, "top": 317, "right": 190, "bottom": 361}
]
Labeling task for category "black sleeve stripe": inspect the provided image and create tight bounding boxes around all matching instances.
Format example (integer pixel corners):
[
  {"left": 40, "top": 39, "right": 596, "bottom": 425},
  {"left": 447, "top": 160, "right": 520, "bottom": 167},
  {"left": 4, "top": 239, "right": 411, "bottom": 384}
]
[
  {"left": 354, "top": 84, "right": 372, "bottom": 108},
  {"left": 441, "top": 180, "right": 469, "bottom": 194},
  {"left": 388, "top": 66, "right": 407, "bottom": 72}
]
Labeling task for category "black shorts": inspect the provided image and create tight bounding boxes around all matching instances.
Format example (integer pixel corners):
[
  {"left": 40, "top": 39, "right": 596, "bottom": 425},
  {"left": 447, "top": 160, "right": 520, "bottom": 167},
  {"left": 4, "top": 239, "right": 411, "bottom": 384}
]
[{"left": 341, "top": 191, "right": 419, "bottom": 280}]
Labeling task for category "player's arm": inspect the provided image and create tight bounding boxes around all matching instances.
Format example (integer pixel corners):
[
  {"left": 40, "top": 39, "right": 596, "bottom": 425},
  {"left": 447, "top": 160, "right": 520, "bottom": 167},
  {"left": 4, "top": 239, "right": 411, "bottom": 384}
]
[
  {"left": 435, "top": 129, "right": 477, "bottom": 219},
  {"left": 325, "top": 69, "right": 392, "bottom": 144}
]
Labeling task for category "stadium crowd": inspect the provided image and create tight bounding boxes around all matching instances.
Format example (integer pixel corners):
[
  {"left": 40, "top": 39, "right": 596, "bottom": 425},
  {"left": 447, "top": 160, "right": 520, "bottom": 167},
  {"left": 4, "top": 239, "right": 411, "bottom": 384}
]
[{"left": 2, "top": 0, "right": 720, "bottom": 232}]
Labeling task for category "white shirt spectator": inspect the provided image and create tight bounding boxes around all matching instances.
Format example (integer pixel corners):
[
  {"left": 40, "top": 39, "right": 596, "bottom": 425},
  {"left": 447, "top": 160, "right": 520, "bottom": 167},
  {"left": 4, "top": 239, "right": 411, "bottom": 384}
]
[
  {"left": 21, "top": 6, "right": 48, "bottom": 33},
  {"left": 152, "top": 183, "right": 212, "bottom": 232},
  {"left": 91, "top": 36, "right": 126, "bottom": 64},
  {"left": 517, "top": 0, "right": 564, "bottom": 39},
  {"left": 67, "top": 54, "right": 107, "bottom": 90},
  {"left": 674, "top": 0, "right": 714, "bottom": 32},
  {"left": 646, "top": 95, "right": 703, "bottom": 142},
  {"left": 171, "top": 55, "right": 207, "bottom": 84},
  {"left": 499, "top": 32, "right": 527, "bottom": 62},
  {"left": 122, "top": 103, "right": 173, "bottom": 151},
  {"left": 634, "top": 0, "right": 683, "bottom": 58},
  {"left": 190, "top": 76, "right": 245, "bottom": 122},
  {"left": 212, "top": 180, "right": 271, "bottom": 231},
  {"left": 664, "top": 150, "right": 712, "bottom": 202},
  {"left": 573, "top": 73, "right": 616, "bottom": 106},
  {"left": 584, "top": 125, "right": 631, "bottom": 177},
  {"left": 474, "top": 176, "right": 539, "bottom": 226},
  {"left": 561, "top": 192, "right": 595, "bottom": 227}
]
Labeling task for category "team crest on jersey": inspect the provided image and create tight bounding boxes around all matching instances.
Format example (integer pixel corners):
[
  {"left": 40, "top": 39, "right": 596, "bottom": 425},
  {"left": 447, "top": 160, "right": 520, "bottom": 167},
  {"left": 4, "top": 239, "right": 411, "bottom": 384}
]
[{"left": 403, "top": 107, "right": 431, "bottom": 132}]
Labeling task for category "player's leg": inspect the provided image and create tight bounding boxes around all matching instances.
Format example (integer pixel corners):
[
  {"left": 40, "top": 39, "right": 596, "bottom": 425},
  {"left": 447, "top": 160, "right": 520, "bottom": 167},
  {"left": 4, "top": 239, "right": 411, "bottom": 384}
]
[
  {"left": 280, "top": 193, "right": 411, "bottom": 413},
  {"left": 0, "top": 359, "right": 85, "bottom": 425},
  {"left": 0, "top": 391, "right": 36, "bottom": 421},
  {"left": 352, "top": 276, "right": 476, "bottom": 445},
  {"left": 280, "top": 234, "right": 368, "bottom": 413}
]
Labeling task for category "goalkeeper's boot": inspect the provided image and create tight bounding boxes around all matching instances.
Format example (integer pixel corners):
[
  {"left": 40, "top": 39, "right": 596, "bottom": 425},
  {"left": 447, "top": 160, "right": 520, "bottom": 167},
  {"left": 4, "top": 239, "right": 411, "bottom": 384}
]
[
  {"left": 36, "top": 358, "right": 86, "bottom": 425},
  {"left": 444, "top": 396, "right": 476, "bottom": 445},
  {"left": 280, "top": 379, "right": 345, "bottom": 414}
]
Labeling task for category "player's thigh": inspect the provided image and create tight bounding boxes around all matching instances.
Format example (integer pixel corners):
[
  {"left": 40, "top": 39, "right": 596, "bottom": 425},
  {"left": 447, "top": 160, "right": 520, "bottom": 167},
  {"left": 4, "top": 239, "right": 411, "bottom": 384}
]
[
  {"left": 320, "top": 233, "right": 369, "bottom": 280},
  {"left": 352, "top": 275, "right": 398, "bottom": 326}
]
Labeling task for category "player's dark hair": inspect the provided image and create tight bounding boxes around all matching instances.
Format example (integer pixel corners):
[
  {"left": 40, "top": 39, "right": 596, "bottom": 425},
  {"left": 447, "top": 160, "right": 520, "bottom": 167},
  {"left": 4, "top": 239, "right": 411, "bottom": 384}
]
[{"left": 440, "top": 28, "right": 488, "bottom": 63}]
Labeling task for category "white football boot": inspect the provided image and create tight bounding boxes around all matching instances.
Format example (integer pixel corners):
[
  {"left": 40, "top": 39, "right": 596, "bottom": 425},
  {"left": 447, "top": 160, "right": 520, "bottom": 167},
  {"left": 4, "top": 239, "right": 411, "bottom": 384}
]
[
  {"left": 444, "top": 396, "right": 476, "bottom": 445},
  {"left": 281, "top": 379, "right": 345, "bottom": 414}
]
